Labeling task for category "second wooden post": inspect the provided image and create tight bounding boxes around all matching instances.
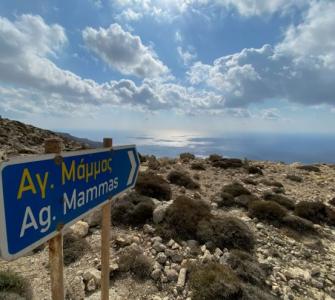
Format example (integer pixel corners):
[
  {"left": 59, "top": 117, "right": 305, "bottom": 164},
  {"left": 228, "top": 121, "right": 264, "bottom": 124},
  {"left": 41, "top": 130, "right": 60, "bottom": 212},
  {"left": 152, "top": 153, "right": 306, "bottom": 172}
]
[{"left": 101, "top": 138, "right": 113, "bottom": 300}]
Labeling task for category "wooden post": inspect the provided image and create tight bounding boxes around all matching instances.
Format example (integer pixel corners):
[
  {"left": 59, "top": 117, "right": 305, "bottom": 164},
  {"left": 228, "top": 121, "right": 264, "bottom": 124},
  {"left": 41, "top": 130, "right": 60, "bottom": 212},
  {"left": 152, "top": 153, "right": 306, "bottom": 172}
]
[
  {"left": 45, "top": 138, "right": 64, "bottom": 300},
  {"left": 101, "top": 138, "right": 112, "bottom": 300}
]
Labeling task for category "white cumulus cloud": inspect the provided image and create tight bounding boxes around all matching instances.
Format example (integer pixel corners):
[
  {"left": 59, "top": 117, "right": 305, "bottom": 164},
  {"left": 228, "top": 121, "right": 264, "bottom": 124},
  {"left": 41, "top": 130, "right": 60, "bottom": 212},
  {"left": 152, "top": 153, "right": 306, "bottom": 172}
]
[{"left": 82, "top": 23, "right": 170, "bottom": 78}]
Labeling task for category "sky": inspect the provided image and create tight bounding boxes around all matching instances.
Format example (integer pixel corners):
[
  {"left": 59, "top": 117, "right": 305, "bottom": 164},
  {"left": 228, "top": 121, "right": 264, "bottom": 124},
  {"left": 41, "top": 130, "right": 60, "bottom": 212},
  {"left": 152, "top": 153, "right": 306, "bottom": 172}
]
[{"left": 0, "top": 0, "right": 335, "bottom": 137}]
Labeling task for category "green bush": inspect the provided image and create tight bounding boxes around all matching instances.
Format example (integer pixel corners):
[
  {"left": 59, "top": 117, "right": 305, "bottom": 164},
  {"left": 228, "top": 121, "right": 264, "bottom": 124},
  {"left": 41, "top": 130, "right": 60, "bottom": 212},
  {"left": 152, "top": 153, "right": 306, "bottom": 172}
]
[
  {"left": 163, "top": 195, "right": 211, "bottom": 240},
  {"left": 167, "top": 170, "right": 200, "bottom": 189},
  {"left": 63, "top": 233, "right": 90, "bottom": 266},
  {"left": 248, "top": 200, "right": 288, "bottom": 222},
  {"left": 295, "top": 200, "right": 335, "bottom": 226},
  {"left": 111, "top": 192, "right": 154, "bottom": 226},
  {"left": 0, "top": 270, "right": 32, "bottom": 300},
  {"left": 189, "top": 263, "right": 242, "bottom": 300},
  {"left": 263, "top": 192, "right": 295, "bottom": 210},
  {"left": 197, "top": 216, "right": 255, "bottom": 252},
  {"left": 222, "top": 182, "right": 251, "bottom": 197},
  {"left": 135, "top": 171, "right": 171, "bottom": 200}
]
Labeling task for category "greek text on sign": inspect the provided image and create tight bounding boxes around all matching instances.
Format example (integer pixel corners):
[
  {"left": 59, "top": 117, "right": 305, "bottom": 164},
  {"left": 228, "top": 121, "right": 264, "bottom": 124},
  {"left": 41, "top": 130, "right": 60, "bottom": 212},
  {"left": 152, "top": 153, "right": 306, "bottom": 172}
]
[{"left": 0, "top": 145, "right": 140, "bottom": 260}]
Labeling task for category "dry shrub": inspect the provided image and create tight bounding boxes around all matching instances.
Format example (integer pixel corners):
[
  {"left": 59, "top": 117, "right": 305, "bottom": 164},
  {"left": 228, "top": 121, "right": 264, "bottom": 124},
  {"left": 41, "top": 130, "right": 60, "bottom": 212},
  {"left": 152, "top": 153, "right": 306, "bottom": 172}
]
[
  {"left": 189, "top": 263, "right": 242, "bottom": 300},
  {"left": 218, "top": 192, "right": 235, "bottom": 207},
  {"left": 222, "top": 182, "right": 251, "bottom": 197},
  {"left": 191, "top": 162, "right": 206, "bottom": 170},
  {"left": 0, "top": 270, "right": 32, "bottom": 300},
  {"left": 234, "top": 194, "right": 259, "bottom": 208},
  {"left": 260, "top": 179, "right": 283, "bottom": 188},
  {"left": 248, "top": 200, "right": 288, "bottom": 223},
  {"left": 197, "top": 216, "right": 255, "bottom": 252},
  {"left": 63, "top": 233, "right": 90, "bottom": 266},
  {"left": 208, "top": 154, "right": 222, "bottom": 162},
  {"left": 247, "top": 166, "right": 263, "bottom": 175},
  {"left": 286, "top": 174, "right": 303, "bottom": 182},
  {"left": 227, "top": 250, "right": 267, "bottom": 287},
  {"left": 296, "top": 165, "right": 320, "bottom": 172},
  {"left": 118, "top": 245, "right": 153, "bottom": 279},
  {"left": 241, "top": 284, "right": 277, "bottom": 300},
  {"left": 295, "top": 201, "right": 335, "bottom": 225},
  {"left": 242, "top": 178, "right": 258, "bottom": 186},
  {"left": 212, "top": 158, "right": 243, "bottom": 169},
  {"left": 180, "top": 152, "right": 195, "bottom": 161},
  {"left": 282, "top": 215, "right": 315, "bottom": 233},
  {"left": 263, "top": 192, "right": 295, "bottom": 210},
  {"left": 167, "top": 170, "right": 200, "bottom": 189},
  {"left": 135, "top": 171, "right": 171, "bottom": 200},
  {"left": 111, "top": 192, "right": 154, "bottom": 226},
  {"left": 163, "top": 195, "right": 211, "bottom": 240}
]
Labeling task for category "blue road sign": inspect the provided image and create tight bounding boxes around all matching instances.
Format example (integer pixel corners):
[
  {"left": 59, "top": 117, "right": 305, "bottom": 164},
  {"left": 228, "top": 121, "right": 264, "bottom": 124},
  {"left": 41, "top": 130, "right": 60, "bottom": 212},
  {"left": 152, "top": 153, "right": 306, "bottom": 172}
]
[{"left": 0, "top": 145, "right": 140, "bottom": 260}]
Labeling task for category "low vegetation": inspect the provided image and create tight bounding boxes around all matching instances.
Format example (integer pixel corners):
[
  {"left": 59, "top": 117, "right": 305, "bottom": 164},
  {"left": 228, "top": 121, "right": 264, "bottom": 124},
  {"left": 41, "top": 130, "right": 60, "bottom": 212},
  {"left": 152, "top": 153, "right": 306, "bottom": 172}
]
[
  {"left": 111, "top": 192, "right": 155, "bottom": 226},
  {"left": 189, "top": 263, "right": 242, "bottom": 300},
  {"left": 296, "top": 165, "right": 321, "bottom": 172},
  {"left": 163, "top": 195, "right": 211, "bottom": 240},
  {"left": 248, "top": 200, "right": 288, "bottom": 223},
  {"left": 212, "top": 158, "right": 244, "bottom": 169},
  {"left": 167, "top": 170, "right": 200, "bottom": 189},
  {"left": 180, "top": 152, "right": 195, "bottom": 161},
  {"left": 0, "top": 270, "right": 32, "bottom": 300},
  {"left": 263, "top": 192, "right": 295, "bottom": 210},
  {"left": 295, "top": 201, "right": 335, "bottom": 225},
  {"left": 221, "top": 182, "right": 251, "bottom": 197},
  {"left": 118, "top": 245, "right": 153, "bottom": 280},
  {"left": 135, "top": 171, "right": 171, "bottom": 200},
  {"left": 190, "top": 162, "right": 206, "bottom": 170},
  {"left": 63, "top": 232, "right": 90, "bottom": 266},
  {"left": 197, "top": 216, "right": 255, "bottom": 252}
]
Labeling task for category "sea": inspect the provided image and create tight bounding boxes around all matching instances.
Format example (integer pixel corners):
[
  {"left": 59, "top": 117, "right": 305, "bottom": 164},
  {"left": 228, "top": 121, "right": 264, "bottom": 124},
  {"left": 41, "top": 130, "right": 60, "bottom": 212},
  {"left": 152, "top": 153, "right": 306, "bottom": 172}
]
[{"left": 64, "top": 130, "right": 335, "bottom": 164}]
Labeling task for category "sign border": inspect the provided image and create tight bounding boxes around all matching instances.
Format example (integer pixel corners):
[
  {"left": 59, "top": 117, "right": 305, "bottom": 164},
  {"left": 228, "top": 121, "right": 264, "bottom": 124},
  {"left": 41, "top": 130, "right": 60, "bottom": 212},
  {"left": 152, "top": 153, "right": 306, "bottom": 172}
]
[{"left": 0, "top": 145, "right": 140, "bottom": 261}]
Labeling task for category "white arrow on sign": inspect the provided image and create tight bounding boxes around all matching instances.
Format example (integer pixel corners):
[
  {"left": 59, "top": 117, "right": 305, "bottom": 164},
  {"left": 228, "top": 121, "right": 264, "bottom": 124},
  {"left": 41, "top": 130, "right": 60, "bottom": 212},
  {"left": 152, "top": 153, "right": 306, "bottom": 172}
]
[{"left": 127, "top": 150, "right": 136, "bottom": 185}]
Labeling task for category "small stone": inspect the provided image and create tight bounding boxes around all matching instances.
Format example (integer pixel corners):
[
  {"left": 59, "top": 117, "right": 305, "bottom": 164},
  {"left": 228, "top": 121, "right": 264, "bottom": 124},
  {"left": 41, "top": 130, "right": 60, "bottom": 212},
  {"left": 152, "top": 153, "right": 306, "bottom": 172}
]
[
  {"left": 153, "top": 241, "right": 166, "bottom": 252},
  {"left": 157, "top": 252, "right": 167, "bottom": 264},
  {"left": 167, "top": 239, "right": 175, "bottom": 247},
  {"left": 70, "top": 221, "right": 89, "bottom": 238},
  {"left": 177, "top": 268, "right": 187, "bottom": 293},
  {"left": 151, "top": 269, "right": 162, "bottom": 281},
  {"left": 166, "top": 269, "right": 179, "bottom": 282},
  {"left": 143, "top": 224, "right": 155, "bottom": 234}
]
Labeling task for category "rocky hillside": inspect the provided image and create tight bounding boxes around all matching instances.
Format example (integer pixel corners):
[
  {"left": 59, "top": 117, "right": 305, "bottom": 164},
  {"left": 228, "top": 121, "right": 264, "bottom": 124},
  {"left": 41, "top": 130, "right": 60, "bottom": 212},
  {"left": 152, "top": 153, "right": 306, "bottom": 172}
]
[
  {"left": 1, "top": 118, "right": 335, "bottom": 300},
  {"left": 0, "top": 117, "right": 85, "bottom": 160}
]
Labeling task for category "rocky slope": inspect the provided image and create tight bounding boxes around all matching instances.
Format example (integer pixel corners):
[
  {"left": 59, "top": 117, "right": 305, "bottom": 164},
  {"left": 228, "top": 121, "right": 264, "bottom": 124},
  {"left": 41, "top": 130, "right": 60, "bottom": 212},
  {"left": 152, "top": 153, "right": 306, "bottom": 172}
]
[{"left": 1, "top": 118, "right": 335, "bottom": 300}]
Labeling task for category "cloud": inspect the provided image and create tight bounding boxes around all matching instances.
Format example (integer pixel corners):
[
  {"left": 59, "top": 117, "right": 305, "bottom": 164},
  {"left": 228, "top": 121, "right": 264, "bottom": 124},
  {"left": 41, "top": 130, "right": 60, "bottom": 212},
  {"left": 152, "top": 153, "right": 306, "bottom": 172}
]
[
  {"left": 0, "top": 14, "right": 226, "bottom": 116},
  {"left": 187, "top": 1, "right": 335, "bottom": 108},
  {"left": 177, "top": 46, "right": 197, "bottom": 66},
  {"left": 260, "top": 108, "right": 281, "bottom": 120},
  {"left": 0, "top": 14, "right": 175, "bottom": 114},
  {"left": 216, "top": 0, "right": 305, "bottom": 17},
  {"left": 82, "top": 24, "right": 170, "bottom": 78},
  {"left": 111, "top": 0, "right": 305, "bottom": 23}
]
